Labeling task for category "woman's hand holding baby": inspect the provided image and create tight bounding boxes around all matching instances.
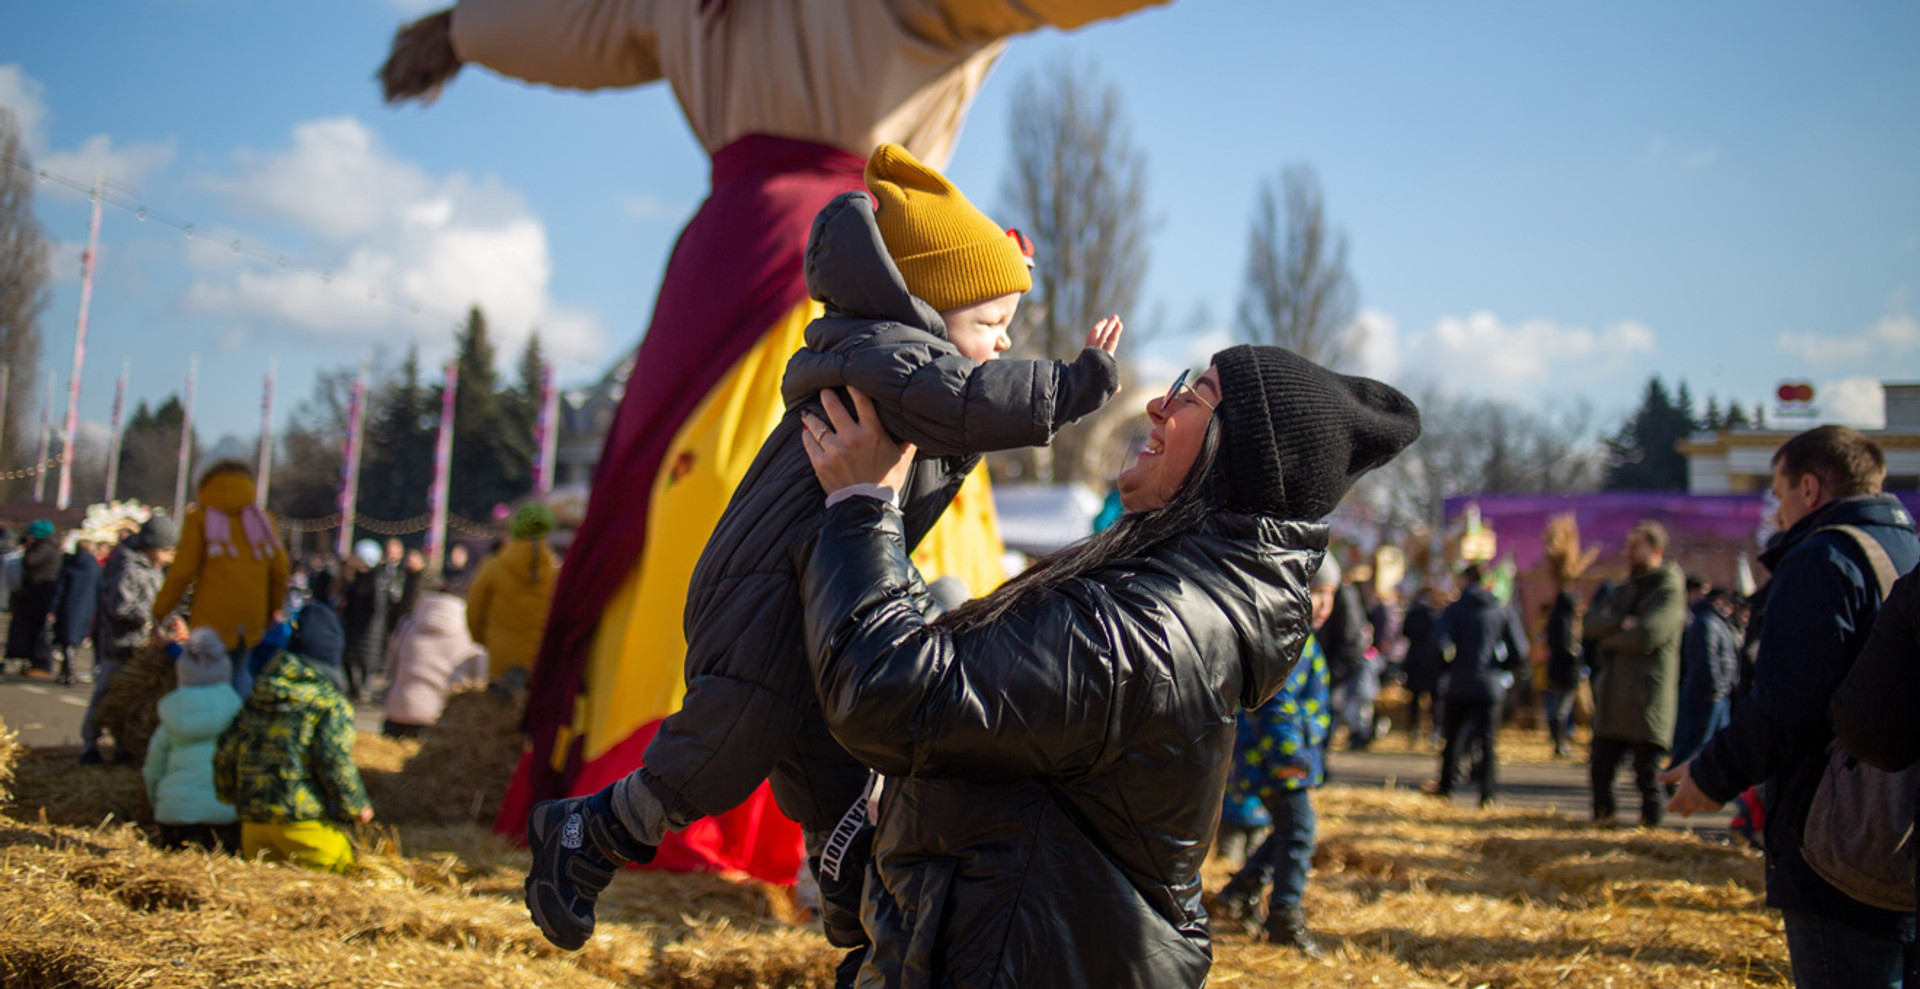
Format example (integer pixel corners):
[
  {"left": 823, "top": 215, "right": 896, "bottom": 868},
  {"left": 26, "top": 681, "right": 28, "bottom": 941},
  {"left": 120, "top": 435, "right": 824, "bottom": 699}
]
[{"left": 801, "top": 387, "right": 916, "bottom": 495}]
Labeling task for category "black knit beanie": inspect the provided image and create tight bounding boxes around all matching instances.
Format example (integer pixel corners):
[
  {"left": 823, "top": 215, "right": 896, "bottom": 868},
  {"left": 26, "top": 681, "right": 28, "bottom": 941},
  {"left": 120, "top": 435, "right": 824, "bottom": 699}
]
[{"left": 1211, "top": 345, "right": 1422, "bottom": 521}]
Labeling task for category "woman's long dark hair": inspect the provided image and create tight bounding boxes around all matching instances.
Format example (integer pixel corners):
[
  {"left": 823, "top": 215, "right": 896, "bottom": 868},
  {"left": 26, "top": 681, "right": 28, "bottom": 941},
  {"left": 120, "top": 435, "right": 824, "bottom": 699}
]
[{"left": 935, "top": 417, "right": 1226, "bottom": 633}]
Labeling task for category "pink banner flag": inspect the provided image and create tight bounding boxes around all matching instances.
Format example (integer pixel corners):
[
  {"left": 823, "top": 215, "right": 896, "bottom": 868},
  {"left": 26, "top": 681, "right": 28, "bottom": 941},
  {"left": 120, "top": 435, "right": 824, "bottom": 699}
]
[
  {"left": 103, "top": 362, "right": 126, "bottom": 503},
  {"left": 534, "top": 362, "right": 557, "bottom": 495},
  {"left": 32, "top": 370, "right": 51, "bottom": 503},
  {"left": 424, "top": 359, "right": 459, "bottom": 573},
  {"left": 335, "top": 366, "right": 369, "bottom": 559},
  {"left": 256, "top": 360, "right": 275, "bottom": 507}
]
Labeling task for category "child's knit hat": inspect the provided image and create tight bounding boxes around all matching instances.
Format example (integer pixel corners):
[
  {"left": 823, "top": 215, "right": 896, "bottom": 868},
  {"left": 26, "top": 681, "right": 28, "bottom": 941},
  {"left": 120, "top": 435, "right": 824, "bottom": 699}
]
[
  {"left": 176, "top": 627, "right": 233, "bottom": 688},
  {"left": 864, "top": 143, "right": 1033, "bottom": 312}
]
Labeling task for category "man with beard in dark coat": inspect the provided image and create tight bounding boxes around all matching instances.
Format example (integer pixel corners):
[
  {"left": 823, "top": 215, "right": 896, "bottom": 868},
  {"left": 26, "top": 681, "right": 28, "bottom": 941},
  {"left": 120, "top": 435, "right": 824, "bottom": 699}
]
[{"left": 1666, "top": 426, "right": 1918, "bottom": 987}]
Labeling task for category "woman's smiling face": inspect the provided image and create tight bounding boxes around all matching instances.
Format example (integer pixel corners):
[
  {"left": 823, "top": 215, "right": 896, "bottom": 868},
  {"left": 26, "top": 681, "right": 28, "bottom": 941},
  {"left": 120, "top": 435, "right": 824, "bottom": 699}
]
[{"left": 1117, "top": 365, "right": 1219, "bottom": 511}]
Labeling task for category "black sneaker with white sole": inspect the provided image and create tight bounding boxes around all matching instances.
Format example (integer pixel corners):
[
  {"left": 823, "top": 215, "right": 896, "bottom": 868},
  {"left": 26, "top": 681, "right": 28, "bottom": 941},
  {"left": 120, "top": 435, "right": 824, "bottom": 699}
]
[{"left": 524, "top": 789, "right": 656, "bottom": 950}]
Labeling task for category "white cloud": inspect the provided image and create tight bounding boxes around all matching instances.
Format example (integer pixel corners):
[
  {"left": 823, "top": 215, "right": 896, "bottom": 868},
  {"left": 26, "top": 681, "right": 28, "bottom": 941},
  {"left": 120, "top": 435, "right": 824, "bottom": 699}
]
[
  {"left": 1401, "top": 311, "right": 1655, "bottom": 399},
  {"left": 1353, "top": 309, "right": 1400, "bottom": 382},
  {"left": 1821, "top": 377, "right": 1886, "bottom": 429},
  {"left": 187, "top": 116, "right": 606, "bottom": 366},
  {"left": 1777, "top": 310, "right": 1920, "bottom": 365},
  {"left": 620, "top": 193, "right": 680, "bottom": 221},
  {"left": 0, "top": 63, "right": 175, "bottom": 197},
  {"left": 0, "top": 64, "right": 49, "bottom": 148}
]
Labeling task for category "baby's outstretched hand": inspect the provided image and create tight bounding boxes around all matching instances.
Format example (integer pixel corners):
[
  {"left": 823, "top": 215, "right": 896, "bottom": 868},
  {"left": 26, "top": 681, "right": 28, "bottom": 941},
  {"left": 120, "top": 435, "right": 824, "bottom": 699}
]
[{"left": 1084, "top": 315, "right": 1124, "bottom": 356}]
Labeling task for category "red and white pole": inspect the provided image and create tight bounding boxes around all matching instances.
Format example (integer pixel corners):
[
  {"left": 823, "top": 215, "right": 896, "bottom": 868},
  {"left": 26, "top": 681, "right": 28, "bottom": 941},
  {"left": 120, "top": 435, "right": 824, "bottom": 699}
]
[{"left": 56, "top": 179, "right": 103, "bottom": 510}]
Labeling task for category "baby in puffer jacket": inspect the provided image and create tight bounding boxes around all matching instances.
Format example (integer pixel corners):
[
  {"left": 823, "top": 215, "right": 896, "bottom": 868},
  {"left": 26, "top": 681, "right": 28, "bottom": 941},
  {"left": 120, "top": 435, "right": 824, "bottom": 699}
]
[
  {"left": 143, "top": 628, "right": 243, "bottom": 853},
  {"left": 525, "top": 143, "right": 1124, "bottom": 959}
]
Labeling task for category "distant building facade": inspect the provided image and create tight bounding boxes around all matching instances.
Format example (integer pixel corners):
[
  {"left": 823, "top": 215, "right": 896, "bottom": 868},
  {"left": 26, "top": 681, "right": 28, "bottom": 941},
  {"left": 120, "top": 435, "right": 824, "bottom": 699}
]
[{"left": 1680, "top": 382, "right": 1920, "bottom": 495}]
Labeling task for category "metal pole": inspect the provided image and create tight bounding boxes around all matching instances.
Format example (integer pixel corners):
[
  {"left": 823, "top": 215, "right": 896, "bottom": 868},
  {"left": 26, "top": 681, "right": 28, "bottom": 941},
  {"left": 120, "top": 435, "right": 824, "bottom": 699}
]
[
  {"left": 56, "top": 178, "right": 103, "bottom": 510},
  {"left": 174, "top": 356, "right": 197, "bottom": 517}
]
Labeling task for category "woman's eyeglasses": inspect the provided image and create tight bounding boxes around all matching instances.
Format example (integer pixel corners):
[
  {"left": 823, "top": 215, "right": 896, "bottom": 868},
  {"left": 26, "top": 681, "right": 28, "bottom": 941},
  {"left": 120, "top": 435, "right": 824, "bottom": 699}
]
[{"left": 1163, "top": 369, "right": 1215, "bottom": 413}]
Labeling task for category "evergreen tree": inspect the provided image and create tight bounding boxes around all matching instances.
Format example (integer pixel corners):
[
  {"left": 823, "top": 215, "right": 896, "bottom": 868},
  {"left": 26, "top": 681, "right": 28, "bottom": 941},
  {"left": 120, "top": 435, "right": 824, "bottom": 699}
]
[
  {"left": 1675, "top": 381, "right": 1698, "bottom": 433},
  {"left": 447, "top": 306, "right": 533, "bottom": 520},
  {"left": 1703, "top": 396, "right": 1723, "bottom": 432},
  {"left": 115, "top": 397, "right": 196, "bottom": 508},
  {"left": 361, "top": 347, "right": 435, "bottom": 525},
  {"left": 1726, "top": 401, "right": 1752, "bottom": 430},
  {"left": 1604, "top": 376, "right": 1694, "bottom": 491}
]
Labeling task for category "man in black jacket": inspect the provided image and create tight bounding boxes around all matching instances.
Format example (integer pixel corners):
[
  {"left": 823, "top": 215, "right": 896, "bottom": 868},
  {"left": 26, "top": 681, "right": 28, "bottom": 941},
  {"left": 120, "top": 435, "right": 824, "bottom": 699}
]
[
  {"left": 1665, "top": 426, "right": 1918, "bottom": 987},
  {"left": 1430, "top": 565, "right": 1529, "bottom": 807},
  {"left": 1667, "top": 588, "right": 1739, "bottom": 767}
]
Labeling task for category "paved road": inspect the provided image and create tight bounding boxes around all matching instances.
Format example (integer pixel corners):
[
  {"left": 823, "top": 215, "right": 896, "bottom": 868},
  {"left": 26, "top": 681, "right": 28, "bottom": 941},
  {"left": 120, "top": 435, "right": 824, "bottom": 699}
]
[
  {"left": 1325, "top": 743, "right": 1736, "bottom": 836},
  {"left": 0, "top": 667, "right": 384, "bottom": 751}
]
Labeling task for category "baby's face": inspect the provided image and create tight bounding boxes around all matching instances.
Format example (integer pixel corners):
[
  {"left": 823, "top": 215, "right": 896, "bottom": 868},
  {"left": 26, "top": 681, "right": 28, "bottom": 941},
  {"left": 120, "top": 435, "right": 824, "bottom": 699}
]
[{"left": 939, "top": 292, "right": 1020, "bottom": 362}]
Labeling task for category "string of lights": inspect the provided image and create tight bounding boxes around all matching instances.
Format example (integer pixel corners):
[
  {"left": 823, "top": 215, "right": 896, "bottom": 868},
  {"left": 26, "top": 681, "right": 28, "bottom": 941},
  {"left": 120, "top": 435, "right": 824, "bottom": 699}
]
[
  {"left": 280, "top": 512, "right": 497, "bottom": 538},
  {"left": 1, "top": 150, "right": 469, "bottom": 331},
  {"left": 0, "top": 454, "right": 66, "bottom": 482}
]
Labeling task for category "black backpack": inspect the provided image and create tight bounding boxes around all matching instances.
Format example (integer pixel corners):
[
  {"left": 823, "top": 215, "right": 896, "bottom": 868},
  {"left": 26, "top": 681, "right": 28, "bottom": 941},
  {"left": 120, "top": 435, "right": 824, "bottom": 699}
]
[{"left": 1800, "top": 524, "right": 1919, "bottom": 912}]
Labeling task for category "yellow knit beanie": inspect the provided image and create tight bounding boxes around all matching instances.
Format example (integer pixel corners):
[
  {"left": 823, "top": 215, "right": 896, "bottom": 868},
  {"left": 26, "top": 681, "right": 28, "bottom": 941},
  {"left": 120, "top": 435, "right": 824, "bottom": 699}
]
[{"left": 865, "top": 143, "right": 1033, "bottom": 312}]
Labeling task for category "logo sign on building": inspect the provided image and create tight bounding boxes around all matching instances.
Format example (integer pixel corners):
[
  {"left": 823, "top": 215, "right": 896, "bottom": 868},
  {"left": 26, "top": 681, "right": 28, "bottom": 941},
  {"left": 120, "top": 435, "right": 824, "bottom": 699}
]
[{"left": 1776, "top": 380, "right": 1817, "bottom": 418}]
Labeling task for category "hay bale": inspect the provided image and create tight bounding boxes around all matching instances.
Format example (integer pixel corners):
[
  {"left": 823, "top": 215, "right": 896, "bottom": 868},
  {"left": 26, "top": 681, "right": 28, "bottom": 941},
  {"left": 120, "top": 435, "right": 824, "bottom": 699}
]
[
  {"left": 0, "top": 716, "right": 19, "bottom": 804},
  {"left": 360, "top": 688, "right": 525, "bottom": 826},
  {"left": 2, "top": 744, "right": 150, "bottom": 830},
  {"left": 93, "top": 640, "right": 175, "bottom": 761}
]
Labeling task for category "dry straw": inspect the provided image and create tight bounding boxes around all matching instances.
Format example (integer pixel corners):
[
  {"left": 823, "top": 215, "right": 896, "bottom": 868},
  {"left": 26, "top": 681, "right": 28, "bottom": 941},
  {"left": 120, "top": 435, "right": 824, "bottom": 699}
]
[{"left": 1, "top": 706, "right": 1790, "bottom": 988}]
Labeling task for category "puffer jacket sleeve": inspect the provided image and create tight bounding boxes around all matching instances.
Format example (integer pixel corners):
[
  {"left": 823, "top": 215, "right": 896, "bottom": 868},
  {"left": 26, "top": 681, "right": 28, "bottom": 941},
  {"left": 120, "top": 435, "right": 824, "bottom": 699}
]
[
  {"left": 801, "top": 496, "right": 1121, "bottom": 779},
  {"left": 309, "top": 697, "right": 372, "bottom": 822},
  {"left": 450, "top": 0, "right": 663, "bottom": 92},
  {"left": 839, "top": 342, "right": 1120, "bottom": 457}
]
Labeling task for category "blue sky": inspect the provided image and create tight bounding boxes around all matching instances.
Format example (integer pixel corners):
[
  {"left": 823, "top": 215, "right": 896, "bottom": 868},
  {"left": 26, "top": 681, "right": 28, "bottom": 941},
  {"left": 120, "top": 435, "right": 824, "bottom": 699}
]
[{"left": 4, "top": 1, "right": 1917, "bottom": 446}]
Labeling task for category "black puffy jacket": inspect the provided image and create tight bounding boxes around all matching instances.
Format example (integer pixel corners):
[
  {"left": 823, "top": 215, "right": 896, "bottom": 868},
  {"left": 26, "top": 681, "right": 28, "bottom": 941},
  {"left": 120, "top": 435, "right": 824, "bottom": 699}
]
[
  {"left": 647, "top": 189, "right": 1120, "bottom": 836},
  {"left": 802, "top": 497, "right": 1325, "bottom": 989}
]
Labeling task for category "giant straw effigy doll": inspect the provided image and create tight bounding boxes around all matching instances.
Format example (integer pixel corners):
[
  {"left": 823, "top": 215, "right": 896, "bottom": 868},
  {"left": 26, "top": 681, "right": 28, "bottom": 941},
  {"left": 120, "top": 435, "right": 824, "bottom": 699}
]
[{"left": 379, "top": 0, "right": 1170, "bottom": 885}]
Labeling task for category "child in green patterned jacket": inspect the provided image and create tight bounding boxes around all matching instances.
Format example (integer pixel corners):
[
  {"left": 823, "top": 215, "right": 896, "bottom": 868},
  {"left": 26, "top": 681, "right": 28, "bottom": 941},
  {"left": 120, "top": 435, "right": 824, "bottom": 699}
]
[{"left": 215, "top": 602, "right": 372, "bottom": 873}]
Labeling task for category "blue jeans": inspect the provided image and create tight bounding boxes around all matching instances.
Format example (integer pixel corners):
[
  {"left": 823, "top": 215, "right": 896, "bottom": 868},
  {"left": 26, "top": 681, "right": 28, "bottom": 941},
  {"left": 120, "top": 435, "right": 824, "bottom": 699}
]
[
  {"left": 1227, "top": 788, "right": 1317, "bottom": 912},
  {"left": 1782, "top": 909, "right": 1913, "bottom": 988}
]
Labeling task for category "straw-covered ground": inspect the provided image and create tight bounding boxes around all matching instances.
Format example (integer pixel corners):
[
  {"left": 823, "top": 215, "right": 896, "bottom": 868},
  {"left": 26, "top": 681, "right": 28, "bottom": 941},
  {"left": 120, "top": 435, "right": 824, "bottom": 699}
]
[{"left": 1, "top": 694, "right": 1788, "bottom": 988}]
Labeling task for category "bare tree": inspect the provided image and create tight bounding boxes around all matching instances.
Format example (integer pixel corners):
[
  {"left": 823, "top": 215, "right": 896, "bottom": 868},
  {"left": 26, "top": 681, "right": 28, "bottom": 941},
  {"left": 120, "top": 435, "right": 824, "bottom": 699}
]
[
  {"left": 0, "top": 109, "right": 47, "bottom": 501},
  {"left": 994, "top": 55, "right": 1150, "bottom": 485},
  {"left": 1235, "top": 165, "right": 1359, "bottom": 369},
  {"left": 1349, "top": 388, "right": 1604, "bottom": 534}
]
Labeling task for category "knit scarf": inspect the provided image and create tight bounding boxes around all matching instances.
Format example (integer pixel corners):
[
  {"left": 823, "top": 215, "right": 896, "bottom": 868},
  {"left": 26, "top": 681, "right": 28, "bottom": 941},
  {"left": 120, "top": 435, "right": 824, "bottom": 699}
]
[{"left": 205, "top": 505, "right": 281, "bottom": 560}]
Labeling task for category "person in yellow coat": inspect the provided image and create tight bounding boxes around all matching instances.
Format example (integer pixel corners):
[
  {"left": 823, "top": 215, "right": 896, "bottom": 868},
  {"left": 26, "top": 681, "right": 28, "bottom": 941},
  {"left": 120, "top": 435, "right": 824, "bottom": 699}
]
[
  {"left": 152, "top": 454, "right": 292, "bottom": 678},
  {"left": 467, "top": 505, "right": 558, "bottom": 687}
]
